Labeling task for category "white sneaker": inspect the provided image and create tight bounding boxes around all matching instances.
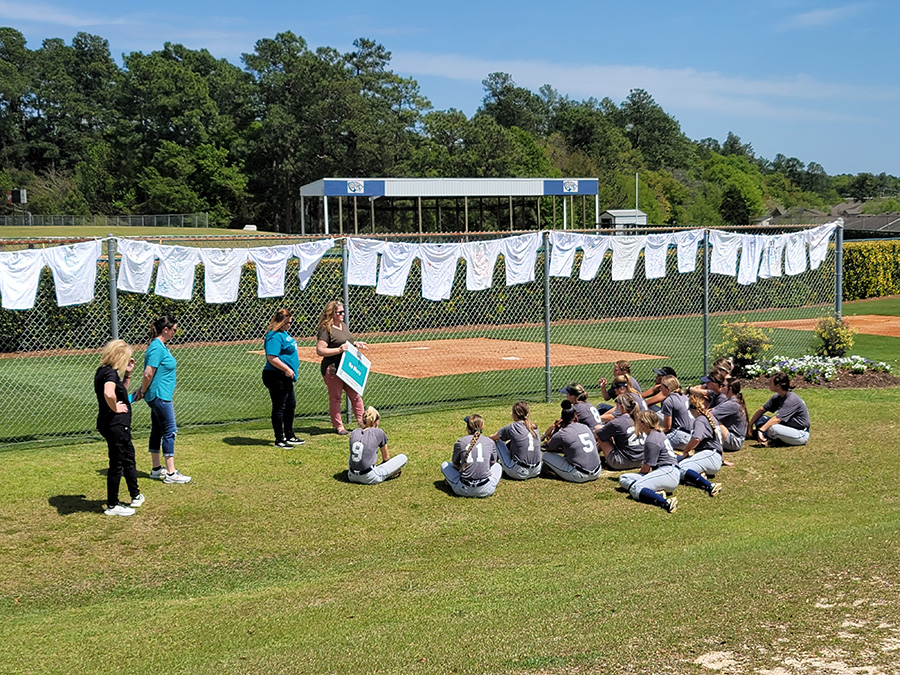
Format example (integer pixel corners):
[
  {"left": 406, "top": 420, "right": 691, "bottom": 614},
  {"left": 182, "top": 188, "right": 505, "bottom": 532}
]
[
  {"left": 150, "top": 468, "right": 165, "bottom": 479},
  {"left": 163, "top": 470, "right": 191, "bottom": 484},
  {"left": 130, "top": 494, "right": 145, "bottom": 508},
  {"left": 104, "top": 504, "right": 136, "bottom": 517}
]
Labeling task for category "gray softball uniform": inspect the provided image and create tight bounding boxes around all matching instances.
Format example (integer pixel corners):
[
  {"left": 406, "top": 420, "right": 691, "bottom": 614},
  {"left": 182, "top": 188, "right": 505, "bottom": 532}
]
[
  {"left": 606, "top": 374, "right": 642, "bottom": 400},
  {"left": 597, "top": 414, "right": 644, "bottom": 471},
  {"left": 441, "top": 434, "right": 501, "bottom": 497},
  {"left": 661, "top": 390, "right": 692, "bottom": 449},
  {"left": 618, "top": 429, "right": 681, "bottom": 498},
  {"left": 573, "top": 401, "right": 603, "bottom": 429},
  {"left": 712, "top": 397, "right": 748, "bottom": 451},
  {"left": 678, "top": 414, "right": 724, "bottom": 479},
  {"left": 544, "top": 422, "right": 601, "bottom": 482},
  {"left": 496, "top": 421, "right": 542, "bottom": 480},
  {"left": 759, "top": 391, "right": 810, "bottom": 445},
  {"left": 348, "top": 427, "right": 408, "bottom": 484},
  {"left": 611, "top": 393, "right": 648, "bottom": 419}
]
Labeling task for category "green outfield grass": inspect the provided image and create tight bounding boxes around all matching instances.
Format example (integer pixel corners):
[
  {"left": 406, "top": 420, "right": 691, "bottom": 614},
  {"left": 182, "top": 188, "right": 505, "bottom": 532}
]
[{"left": 1, "top": 387, "right": 899, "bottom": 674}]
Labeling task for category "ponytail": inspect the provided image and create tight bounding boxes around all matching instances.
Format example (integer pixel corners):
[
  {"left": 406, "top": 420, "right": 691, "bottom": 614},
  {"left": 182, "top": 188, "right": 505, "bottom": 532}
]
[
  {"left": 460, "top": 414, "right": 484, "bottom": 471},
  {"left": 512, "top": 401, "right": 537, "bottom": 435},
  {"left": 363, "top": 406, "right": 380, "bottom": 428},
  {"left": 729, "top": 380, "right": 749, "bottom": 426},
  {"left": 149, "top": 315, "right": 176, "bottom": 340},
  {"left": 689, "top": 394, "right": 718, "bottom": 436}
]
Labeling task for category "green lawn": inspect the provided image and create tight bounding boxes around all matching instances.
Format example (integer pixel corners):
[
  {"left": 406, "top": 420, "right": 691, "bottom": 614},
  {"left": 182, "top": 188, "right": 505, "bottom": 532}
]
[
  {"left": 0, "top": 226, "right": 268, "bottom": 238},
  {"left": 1, "top": 387, "right": 899, "bottom": 674}
]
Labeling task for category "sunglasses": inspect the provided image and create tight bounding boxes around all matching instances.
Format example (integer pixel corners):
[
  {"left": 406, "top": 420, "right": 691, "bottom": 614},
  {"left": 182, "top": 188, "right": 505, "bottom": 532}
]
[
  {"left": 336, "top": 310, "right": 345, "bottom": 315},
  {"left": 614, "top": 382, "right": 628, "bottom": 388}
]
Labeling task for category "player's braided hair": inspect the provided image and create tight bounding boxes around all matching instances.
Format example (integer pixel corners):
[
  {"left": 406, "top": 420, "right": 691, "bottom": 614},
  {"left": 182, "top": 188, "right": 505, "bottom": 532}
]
[
  {"left": 689, "top": 394, "right": 719, "bottom": 438},
  {"left": 727, "top": 380, "right": 749, "bottom": 426},
  {"left": 512, "top": 401, "right": 537, "bottom": 435},
  {"left": 460, "top": 414, "right": 484, "bottom": 471}
]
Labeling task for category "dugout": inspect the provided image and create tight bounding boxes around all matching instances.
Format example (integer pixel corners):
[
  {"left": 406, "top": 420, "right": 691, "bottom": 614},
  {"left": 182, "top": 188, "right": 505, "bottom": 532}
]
[{"left": 298, "top": 177, "right": 600, "bottom": 235}]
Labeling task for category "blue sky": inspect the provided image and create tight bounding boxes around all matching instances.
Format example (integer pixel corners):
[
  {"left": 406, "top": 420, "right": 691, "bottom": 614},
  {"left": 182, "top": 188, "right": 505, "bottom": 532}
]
[{"left": 4, "top": 0, "right": 897, "bottom": 176}]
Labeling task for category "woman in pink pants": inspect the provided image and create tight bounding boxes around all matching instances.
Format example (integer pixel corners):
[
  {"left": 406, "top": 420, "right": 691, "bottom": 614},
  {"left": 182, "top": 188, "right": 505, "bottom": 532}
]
[{"left": 316, "top": 301, "right": 369, "bottom": 435}]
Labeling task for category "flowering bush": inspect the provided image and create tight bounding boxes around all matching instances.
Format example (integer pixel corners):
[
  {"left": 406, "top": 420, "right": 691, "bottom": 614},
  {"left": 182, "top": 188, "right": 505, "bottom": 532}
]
[
  {"left": 745, "top": 354, "right": 893, "bottom": 382},
  {"left": 713, "top": 321, "right": 773, "bottom": 377},
  {"left": 813, "top": 316, "right": 856, "bottom": 357}
]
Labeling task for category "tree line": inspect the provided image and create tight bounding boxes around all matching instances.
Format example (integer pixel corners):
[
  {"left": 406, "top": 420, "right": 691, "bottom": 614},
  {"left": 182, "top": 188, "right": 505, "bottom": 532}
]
[{"left": 1, "top": 27, "right": 898, "bottom": 231}]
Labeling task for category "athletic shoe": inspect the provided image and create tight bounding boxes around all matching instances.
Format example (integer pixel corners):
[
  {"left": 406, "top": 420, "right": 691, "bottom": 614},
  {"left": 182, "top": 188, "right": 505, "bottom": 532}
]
[
  {"left": 104, "top": 504, "right": 135, "bottom": 517},
  {"left": 656, "top": 490, "right": 667, "bottom": 499},
  {"left": 708, "top": 482, "right": 722, "bottom": 497},
  {"left": 385, "top": 469, "right": 402, "bottom": 481},
  {"left": 129, "top": 494, "right": 145, "bottom": 508},
  {"left": 336, "top": 428, "right": 350, "bottom": 436},
  {"left": 666, "top": 496, "right": 678, "bottom": 513},
  {"left": 150, "top": 467, "right": 165, "bottom": 479},
  {"left": 285, "top": 437, "right": 305, "bottom": 446},
  {"left": 163, "top": 470, "right": 191, "bottom": 484},
  {"left": 273, "top": 441, "right": 293, "bottom": 449}
]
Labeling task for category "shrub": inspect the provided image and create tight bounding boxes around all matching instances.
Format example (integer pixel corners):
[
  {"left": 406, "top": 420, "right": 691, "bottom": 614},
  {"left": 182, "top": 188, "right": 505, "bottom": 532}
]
[
  {"left": 713, "top": 321, "right": 773, "bottom": 377},
  {"left": 813, "top": 316, "right": 856, "bottom": 357}
]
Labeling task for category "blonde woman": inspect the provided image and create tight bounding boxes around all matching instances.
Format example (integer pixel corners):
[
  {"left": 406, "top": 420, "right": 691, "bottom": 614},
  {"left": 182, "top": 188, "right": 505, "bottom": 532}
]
[
  {"left": 442, "top": 414, "right": 501, "bottom": 498},
  {"left": 678, "top": 395, "right": 725, "bottom": 497},
  {"left": 618, "top": 411, "right": 679, "bottom": 513},
  {"left": 348, "top": 407, "right": 407, "bottom": 484},
  {"left": 316, "top": 301, "right": 369, "bottom": 435},
  {"left": 94, "top": 340, "right": 143, "bottom": 516},
  {"left": 490, "top": 401, "right": 542, "bottom": 480}
]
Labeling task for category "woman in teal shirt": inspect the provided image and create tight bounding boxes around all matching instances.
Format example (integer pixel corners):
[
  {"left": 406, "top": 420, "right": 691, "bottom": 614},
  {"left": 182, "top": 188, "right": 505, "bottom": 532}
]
[
  {"left": 140, "top": 315, "right": 191, "bottom": 484},
  {"left": 263, "top": 308, "right": 304, "bottom": 449}
]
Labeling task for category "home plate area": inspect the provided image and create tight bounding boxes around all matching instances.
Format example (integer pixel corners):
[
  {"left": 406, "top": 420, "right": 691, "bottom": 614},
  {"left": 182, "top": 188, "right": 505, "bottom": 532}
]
[{"left": 295, "top": 338, "right": 665, "bottom": 379}]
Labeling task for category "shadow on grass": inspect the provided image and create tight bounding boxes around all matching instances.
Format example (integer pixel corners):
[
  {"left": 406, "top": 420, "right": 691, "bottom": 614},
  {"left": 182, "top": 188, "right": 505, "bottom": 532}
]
[
  {"left": 222, "top": 436, "right": 273, "bottom": 447},
  {"left": 433, "top": 479, "right": 456, "bottom": 496},
  {"left": 333, "top": 471, "right": 352, "bottom": 484},
  {"left": 49, "top": 494, "right": 105, "bottom": 515}
]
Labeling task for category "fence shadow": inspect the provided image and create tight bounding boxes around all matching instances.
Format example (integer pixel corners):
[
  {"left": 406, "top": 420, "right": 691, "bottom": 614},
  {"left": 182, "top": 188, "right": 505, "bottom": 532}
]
[
  {"left": 221, "top": 436, "right": 274, "bottom": 447},
  {"left": 49, "top": 494, "right": 105, "bottom": 515}
]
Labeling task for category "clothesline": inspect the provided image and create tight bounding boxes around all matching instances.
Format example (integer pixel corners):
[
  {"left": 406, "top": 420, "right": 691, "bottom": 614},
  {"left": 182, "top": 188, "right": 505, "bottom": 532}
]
[{"left": 0, "top": 222, "right": 841, "bottom": 310}]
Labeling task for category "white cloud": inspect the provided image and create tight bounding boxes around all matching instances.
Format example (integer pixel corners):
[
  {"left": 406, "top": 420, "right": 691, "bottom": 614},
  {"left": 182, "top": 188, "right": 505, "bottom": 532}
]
[{"left": 776, "top": 4, "right": 868, "bottom": 31}]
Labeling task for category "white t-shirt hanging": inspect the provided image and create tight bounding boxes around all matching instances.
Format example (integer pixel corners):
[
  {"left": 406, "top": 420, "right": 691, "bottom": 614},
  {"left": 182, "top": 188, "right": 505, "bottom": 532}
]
[
  {"left": 462, "top": 239, "right": 502, "bottom": 290},
  {"left": 116, "top": 239, "right": 159, "bottom": 293},
  {"left": 419, "top": 243, "right": 461, "bottom": 301},
  {"left": 709, "top": 230, "right": 742, "bottom": 276},
  {"left": 783, "top": 231, "right": 808, "bottom": 276},
  {"left": 199, "top": 248, "right": 248, "bottom": 304},
  {"left": 757, "top": 234, "right": 786, "bottom": 280},
  {"left": 295, "top": 238, "right": 335, "bottom": 290},
  {"left": 737, "top": 234, "right": 764, "bottom": 285},
  {"left": 248, "top": 245, "right": 293, "bottom": 298},
  {"left": 609, "top": 235, "right": 645, "bottom": 281},
  {"left": 674, "top": 229, "right": 704, "bottom": 273},
  {"left": 155, "top": 245, "right": 200, "bottom": 300},
  {"left": 44, "top": 240, "right": 102, "bottom": 307},
  {"left": 807, "top": 222, "right": 838, "bottom": 270},
  {"left": 376, "top": 242, "right": 420, "bottom": 297},
  {"left": 0, "top": 249, "right": 45, "bottom": 310},
  {"left": 578, "top": 234, "right": 611, "bottom": 280},
  {"left": 548, "top": 231, "right": 584, "bottom": 278},
  {"left": 643, "top": 233, "right": 673, "bottom": 279},
  {"left": 346, "top": 238, "right": 385, "bottom": 286},
  {"left": 501, "top": 232, "right": 540, "bottom": 286}
]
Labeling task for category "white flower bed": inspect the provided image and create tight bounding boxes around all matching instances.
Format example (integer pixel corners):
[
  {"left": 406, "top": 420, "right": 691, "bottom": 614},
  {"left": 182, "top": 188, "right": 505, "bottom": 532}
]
[{"left": 746, "top": 355, "right": 893, "bottom": 382}]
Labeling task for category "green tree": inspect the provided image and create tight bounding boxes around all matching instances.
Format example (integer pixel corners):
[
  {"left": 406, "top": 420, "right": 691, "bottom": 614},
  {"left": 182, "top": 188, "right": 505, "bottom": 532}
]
[
  {"left": 479, "top": 72, "right": 549, "bottom": 136},
  {"left": 720, "top": 184, "right": 750, "bottom": 226},
  {"left": 620, "top": 88, "right": 693, "bottom": 171}
]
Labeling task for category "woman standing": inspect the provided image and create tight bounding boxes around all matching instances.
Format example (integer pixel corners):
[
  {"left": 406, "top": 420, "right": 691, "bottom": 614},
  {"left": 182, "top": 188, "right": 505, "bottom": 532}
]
[
  {"left": 678, "top": 395, "right": 725, "bottom": 497},
  {"left": 316, "top": 301, "right": 368, "bottom": 435},
  {"left": 441, "top": 414, "right": 502, "bottom": 497},
  {"left": 748, "top": 372, "right": 810, "bottom": 446},
  {"left": 618, "top": 411, "right": 679, "bottom": 513},
  {"left": 543, "top": 400, "right": 602, "bottom": 483},
  {"left": 141, "top": 315, "right": 190, "bottom": 484},
  {"left": 263, "top": 308, "right": 304, "bottom": 449},
  {"left": 348, "top": 406, "right": 407, "bottom": 484},
  {"left": 95, "top": 340, "right": 143, "bottom": 516},
  {"left": 490, "top": 401, "right": 543, "bottom": 480}
]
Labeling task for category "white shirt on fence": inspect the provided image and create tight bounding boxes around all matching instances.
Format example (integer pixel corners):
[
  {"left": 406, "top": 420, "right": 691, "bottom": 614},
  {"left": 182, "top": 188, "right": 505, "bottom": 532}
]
[
  {"left": 44, "top": 240, "right": 102, "bottom": 306},
  {"left": 0, "top": 249, "right": 45, "bottom": 310}
]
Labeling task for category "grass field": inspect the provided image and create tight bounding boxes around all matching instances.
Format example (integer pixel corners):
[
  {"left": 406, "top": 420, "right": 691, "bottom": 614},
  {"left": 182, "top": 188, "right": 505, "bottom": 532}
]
[
  {"left": 0, "top": 226, "right": 269, "bottom": 238},
  {"left": 1, "top": 386, "right": 899, "bottom": 674}
]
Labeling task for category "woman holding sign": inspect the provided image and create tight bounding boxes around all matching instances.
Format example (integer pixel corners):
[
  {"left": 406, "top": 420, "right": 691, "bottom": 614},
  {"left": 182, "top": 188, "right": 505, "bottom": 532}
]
[{"left": 316, "top": 301, "right": 368, "bottom": 435}]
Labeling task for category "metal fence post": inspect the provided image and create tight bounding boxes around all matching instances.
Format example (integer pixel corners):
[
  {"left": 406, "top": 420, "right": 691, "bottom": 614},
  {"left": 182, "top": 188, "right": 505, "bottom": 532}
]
[
  {"left": 107, "top": 236, "right": 119, "bottom": 341},
  {"left": 342, "top": 239, "right": 351, "bottom": 420},
  {"left": 703, "top": 230, "right": 710, "bottom": 374},
  {"left": 835, "top": 222, "right": 844, "bottom": 319},
  {"left": 543, "top": 231, "right": 551, "bottom": 403}
]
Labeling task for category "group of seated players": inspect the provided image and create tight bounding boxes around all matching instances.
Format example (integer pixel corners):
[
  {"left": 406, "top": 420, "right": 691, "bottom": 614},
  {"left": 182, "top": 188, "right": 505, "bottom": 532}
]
[{"left": 348, "top": 359, "right": 811, "bottom": 513}]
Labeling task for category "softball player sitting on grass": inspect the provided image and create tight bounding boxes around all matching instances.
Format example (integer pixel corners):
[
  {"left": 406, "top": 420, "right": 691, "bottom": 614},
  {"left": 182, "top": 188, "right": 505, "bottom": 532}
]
[
  {"left": 618, "top": 411, "right": 680, "bottom": 514},
  {"left": 596, "top": 395, "right": 644, "bottom": 471},
  {"left": 712, "top": 379, "right": 749, "bottom": 452},
  {"left": 555, "top": 383, "right": 603, "bottom": 435},
  {"left": 441, "top": 414, "right": 502, "bottom": 498},
  {"left": 542, "top": 400, "right": 602, "bottom": 482},
  {"left": 641, "top": 366, "right": 677, "bottom": 412},
  {"left": 489, "top": 401, "right": 543, "bottom": 480},
  {"left": 597, "top": 360, "right": 642, "bottom": 413},
  {"left": 347, "top": 407, "right": 407, "bottom": 484},
  {"left": 748, "top": 372, "right": 810, "bottom": 446},
  {"left": 658, "top": 376, "right": 693, "bottom": 451},
  {"left": 677, "top": 395, "right": 725, "bottom": 497},
  {"left": 599, "top": 375, "right": 648, "bottom": 423}
]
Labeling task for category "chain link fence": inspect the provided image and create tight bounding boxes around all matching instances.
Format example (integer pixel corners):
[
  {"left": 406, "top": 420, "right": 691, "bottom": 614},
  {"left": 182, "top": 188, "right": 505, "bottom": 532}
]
[
  {"left": 0, "top": 213, "right": 209, "bottom": 227},
  {"left": 0, "top": 228, "right": 838, "bottom": 446}
]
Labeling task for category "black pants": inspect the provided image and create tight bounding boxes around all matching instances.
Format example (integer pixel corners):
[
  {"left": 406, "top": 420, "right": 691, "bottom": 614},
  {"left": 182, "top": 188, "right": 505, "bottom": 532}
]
[
  {"left": 101, "top": 424, "right": 139, "bottom": 507},
  {"left": 262, "top": 369, "right": 296, "bottom": 442}
]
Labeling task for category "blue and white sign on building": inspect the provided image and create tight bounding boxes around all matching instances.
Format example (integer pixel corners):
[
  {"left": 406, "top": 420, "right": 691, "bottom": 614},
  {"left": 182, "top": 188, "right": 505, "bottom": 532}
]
[{"left": 337, "top": 343, "right": 371, "bottom": 396}]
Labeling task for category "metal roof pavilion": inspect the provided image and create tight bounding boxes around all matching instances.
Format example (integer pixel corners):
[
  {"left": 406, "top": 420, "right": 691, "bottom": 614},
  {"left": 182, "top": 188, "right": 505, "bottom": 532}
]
[{"left": 298, "top": 177, "right": 600, "bottom": 234}]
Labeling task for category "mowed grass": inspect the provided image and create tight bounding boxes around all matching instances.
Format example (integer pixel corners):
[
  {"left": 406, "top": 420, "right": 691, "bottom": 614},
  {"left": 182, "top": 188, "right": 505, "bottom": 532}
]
[{"left": 1, "top": 388, "right": 900, "bottom": 675}]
